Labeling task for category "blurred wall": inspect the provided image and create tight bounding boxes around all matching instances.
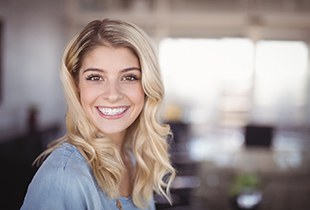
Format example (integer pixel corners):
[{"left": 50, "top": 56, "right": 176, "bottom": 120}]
[{"left": 0, "top": 0, "right": 67, "bottom": 141}]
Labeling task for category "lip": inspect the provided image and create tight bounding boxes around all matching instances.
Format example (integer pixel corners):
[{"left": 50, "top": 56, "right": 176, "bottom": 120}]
[{"left": 96, "top": 106, "right": 129, "bottom": 119}]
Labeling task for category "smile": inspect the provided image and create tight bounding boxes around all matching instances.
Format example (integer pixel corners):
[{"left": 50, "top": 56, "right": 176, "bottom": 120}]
[{"left": 97, "top": 106, "right": 128, "bottom": 116}]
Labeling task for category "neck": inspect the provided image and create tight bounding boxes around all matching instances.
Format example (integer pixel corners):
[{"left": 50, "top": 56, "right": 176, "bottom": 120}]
[
  {"left": 107, "top": 131, "right": 126, "bottom": 153},
  {"left": 119, "top": 150, "right": 134, "bottom": 197}
]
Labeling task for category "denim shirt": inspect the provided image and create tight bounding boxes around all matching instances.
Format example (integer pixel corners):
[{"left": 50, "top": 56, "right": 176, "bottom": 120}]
[{"left": 20, "top": 143, "right": 155, "bottom": 210}]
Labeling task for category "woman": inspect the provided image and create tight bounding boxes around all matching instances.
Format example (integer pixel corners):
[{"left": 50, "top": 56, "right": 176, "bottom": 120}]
[{"left": 21, "top": 19, "right": 175, "bottom": 210}]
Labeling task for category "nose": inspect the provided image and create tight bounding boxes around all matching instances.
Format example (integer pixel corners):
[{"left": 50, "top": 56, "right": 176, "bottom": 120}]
[{"left": 103, "top": 80, "right": 123, "bottom": 103}]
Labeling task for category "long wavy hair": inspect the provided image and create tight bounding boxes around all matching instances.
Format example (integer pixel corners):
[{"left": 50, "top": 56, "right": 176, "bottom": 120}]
[{"left": 39, "top": 19, "right": 175, "bottom": 208}]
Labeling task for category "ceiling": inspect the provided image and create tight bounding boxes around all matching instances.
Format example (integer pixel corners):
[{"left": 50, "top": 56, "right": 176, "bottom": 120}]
[
  {"left": 66, "top": 0, "right": 310, "bottom": 41},
  {"left": 77, "top": 0, "right": 310, "bottom": 13}
]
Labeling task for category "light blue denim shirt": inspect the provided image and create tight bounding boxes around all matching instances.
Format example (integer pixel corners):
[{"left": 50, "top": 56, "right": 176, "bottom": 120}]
[{"left": 20, "top": 143, "right": 155, "bottom": 210}]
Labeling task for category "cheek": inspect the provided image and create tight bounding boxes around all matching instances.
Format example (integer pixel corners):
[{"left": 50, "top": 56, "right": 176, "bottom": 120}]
[
  {"left": 79, "top": 86, "right": 96, "bottom": 109},
  {"left": 133, "top": 88, "right": 145, "bottom": 108}
]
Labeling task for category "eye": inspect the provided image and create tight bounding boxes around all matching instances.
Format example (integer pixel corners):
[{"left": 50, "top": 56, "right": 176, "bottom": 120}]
[
  {"left": 85, "top": 74, "right": 103, "bottom": 81},
  {"left": 121, "top": 74, "right": 140, "bottom": 81}
]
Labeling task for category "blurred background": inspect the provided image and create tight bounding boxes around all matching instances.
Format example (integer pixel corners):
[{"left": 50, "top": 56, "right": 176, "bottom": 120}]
[{"left": 0, "top": 0, "right": 309, "bottom": 209}]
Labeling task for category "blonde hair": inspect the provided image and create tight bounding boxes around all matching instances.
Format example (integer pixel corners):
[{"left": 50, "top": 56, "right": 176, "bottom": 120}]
[{"left": 40, "top": 19, "right": 175, "bottom": 208}]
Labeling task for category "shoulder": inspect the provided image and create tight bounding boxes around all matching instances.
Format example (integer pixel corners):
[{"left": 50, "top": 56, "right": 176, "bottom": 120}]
[
  {"left": 43, "top": 142, "right": 88, "bottom": 171},
  {"left": 36, "top": 142, "right": 92, "bottom": 184},
  {"left": 21, "top": 143, "right": 99, "bottom": 210},
  {"left": 37, "top": 142, "right": 95, "bottom": 186},
  {"left": 48, "top": 142, "right": 86, "bottom": 164}
]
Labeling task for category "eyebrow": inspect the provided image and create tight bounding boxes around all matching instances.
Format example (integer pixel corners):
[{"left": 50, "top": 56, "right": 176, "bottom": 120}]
[{"left": 82, "top": 67, "right": 141, "bottom": 74}]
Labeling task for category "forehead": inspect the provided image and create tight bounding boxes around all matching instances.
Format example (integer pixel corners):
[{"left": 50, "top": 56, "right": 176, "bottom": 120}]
[{"left": 82, "top": 46, "right": 139, "bottom": 68}]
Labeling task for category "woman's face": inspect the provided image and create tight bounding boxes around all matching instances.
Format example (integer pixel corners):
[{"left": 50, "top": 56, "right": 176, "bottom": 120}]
[{"left": 78, "top": 46, "right": 145, "bottom": 141}]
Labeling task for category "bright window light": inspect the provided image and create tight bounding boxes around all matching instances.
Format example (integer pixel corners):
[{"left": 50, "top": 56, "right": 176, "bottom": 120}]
[
  {"left": 159, "top": 38, "right": 254, "bottom": 124},
  {"left": 253, "top": 41, "right": 308, "bottom": 125},
  {"left": 159, "top": 38, "right": 308, "bottom": 127}
]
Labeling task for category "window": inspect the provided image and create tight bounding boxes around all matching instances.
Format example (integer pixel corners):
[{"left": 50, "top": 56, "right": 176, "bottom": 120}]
[
  {"left": 159, "top": 38, "right": 308, "bottom": 127},
  {"left": 159, "top": 38, "right": 254, "bottom": 125},
  {"left": 253, "top": 40, "right": 308, "bottom": 126}
]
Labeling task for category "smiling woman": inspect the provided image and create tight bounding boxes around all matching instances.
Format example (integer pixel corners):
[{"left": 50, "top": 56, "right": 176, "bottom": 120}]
[{"left": 20, "top": 19, "right": 175, "bottom": 210}]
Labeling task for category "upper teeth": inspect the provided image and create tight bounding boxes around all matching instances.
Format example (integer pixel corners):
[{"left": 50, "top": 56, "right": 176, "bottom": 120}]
[{"left": 98, "top": 107, "right": 126, "bottom": 116}]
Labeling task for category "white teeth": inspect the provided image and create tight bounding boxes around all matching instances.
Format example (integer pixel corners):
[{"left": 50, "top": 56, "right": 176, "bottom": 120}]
[{"left": 98, "top": 107, "right": 126, "bottom": 116}]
